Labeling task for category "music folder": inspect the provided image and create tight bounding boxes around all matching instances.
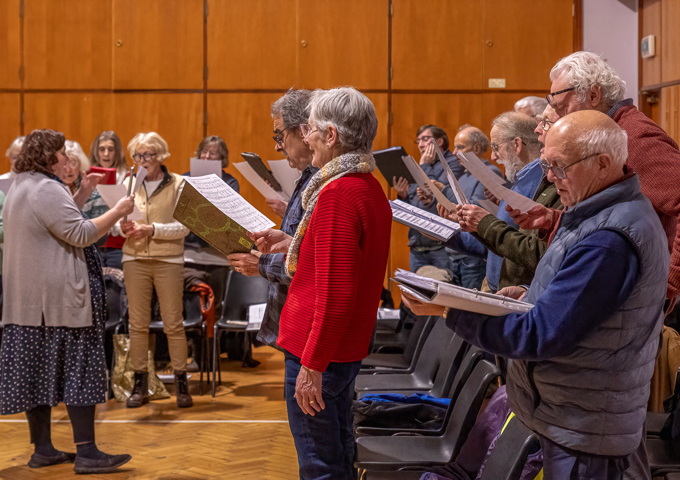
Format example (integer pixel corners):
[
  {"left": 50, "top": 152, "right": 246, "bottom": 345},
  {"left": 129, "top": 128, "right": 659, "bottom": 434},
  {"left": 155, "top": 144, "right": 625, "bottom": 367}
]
[
  {"left": 241, "top": 152, "right": 283, "bottom": 192},
  {"left": 373, "top": 146, "right": 416, "bottom": 187}
]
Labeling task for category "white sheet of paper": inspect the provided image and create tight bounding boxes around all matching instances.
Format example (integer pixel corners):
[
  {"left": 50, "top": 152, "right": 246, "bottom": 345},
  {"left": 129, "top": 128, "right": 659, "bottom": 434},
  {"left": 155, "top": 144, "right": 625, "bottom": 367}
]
[
  {"left": 246, "top": 303, "right": 267, "bottom": 331},
  {"left": 401, "top": 155, "right": 455, "bottom": 211},
  {"left": 96, "top": 184, "right": 143, "bottom": 221},
  {"left": 132, "top": 166, "right": 147, "bottom": 195},
  {"left": 0, "top": 178, "right": 14, "bottom": 195},
  {"left": 390, "top": 199, "right": 460, "bottom": 240},
  {"left": 183, "top": 174, "right": 275, "bottom": 233},
  {"left": 190, "top": 158, "right": 223, "bottom": 178},
  {"left": 234, "top": 162, "right": 287, "bottom": 202},
  {"left": 432, "top": 142, "right": 468, "bottom": 205},
  {"left": 268, "top": 159, "right": 299, "bottom": 200},
  {"left": 456, "top": 152, "right": 540, "bottom": 214}
]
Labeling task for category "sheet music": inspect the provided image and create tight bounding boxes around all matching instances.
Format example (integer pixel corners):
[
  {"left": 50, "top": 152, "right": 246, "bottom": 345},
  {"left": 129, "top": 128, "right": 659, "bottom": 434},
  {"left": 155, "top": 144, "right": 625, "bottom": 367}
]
[
  {"left": 246, "top": 303, "right": 266, "bottom": 331},
  {"left": 234, "top": 161, "right": 288, "bottom": 202},
  {"left": 432, "top": 142, "right": 468, "bottom": 205},
  {"left": 401, "top": 155, "right": 455, "bottom": 211},
  {"left": 132, "top": 166, "right": 147, "bottom": 195},
  {"left": 183, "top": 174, "right": 275, "bottom": 232},
  {"left": 190, "top": 157, "right": 223, "bottom": 178},
  {"left": 96, "top": 184, "right": 143, "bottom": 221},
  {"left": 390, "top": 200, "right": 460, "bottom": 241},
  {"left": 477, "top": 199, "right": 500, "bottom": 216},
  {"left": 268, "top": 159, "right": 299, "bottom": 200},
  {"left": 0, "top": 178, "right": 14, "bottom": 195},
  {"left": 456, "top": 152, "right": 540, "bottom": 214}
]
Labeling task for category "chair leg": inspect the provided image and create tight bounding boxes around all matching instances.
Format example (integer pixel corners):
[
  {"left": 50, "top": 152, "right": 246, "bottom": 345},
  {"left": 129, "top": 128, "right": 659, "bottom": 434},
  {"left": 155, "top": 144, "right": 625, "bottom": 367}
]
[{"left": 212, "top": 325, "right": 219, "bottom": 397}]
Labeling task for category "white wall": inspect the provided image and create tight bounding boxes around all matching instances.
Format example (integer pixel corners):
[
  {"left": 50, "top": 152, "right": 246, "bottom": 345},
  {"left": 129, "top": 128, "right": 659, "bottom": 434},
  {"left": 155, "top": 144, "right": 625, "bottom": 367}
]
[{"left": 582, "top": 0, "right": 638, "bottom": 106}]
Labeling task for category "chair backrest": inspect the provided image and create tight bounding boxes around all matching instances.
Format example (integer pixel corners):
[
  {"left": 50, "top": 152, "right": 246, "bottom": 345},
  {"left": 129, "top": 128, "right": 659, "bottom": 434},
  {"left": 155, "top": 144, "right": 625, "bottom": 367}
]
[
  {"left": 221, "top": 270, "right": 271, "bottom": 321},
  {"left": 103, "top": 275, "right": 124, "bottom": 325},
  {"left": 477, "top": 415, "right": 541, "bottom": 480},
  {"left": 183, "top": 290, "right": 203, "bottom": 326},
  {"left": 441, "top": 359, "right": 502, "bottom": 462},
  {"left": 401, "top": 315, "right": 437, "bottom": 363},
  {"left": 410, "top": 317, "right": 457, "bottom": 385}
]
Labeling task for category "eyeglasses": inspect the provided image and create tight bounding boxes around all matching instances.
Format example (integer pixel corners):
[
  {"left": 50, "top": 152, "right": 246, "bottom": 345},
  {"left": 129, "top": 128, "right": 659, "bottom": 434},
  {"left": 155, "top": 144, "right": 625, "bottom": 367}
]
[
  {"left": 545, "top": 87, "right": 575, "bottom": 107},
  {"left": 299, "top": 123, "right": 319, "bottom": 139},
  {"left": 540, "top": 152, "right": 602, "bottom": 180},
  {"left": 132, "top": 153, "right": 157, "bottom": 162},
  {"left": 273, "top": 125, "right": 297, "bottom": 146},
  {"left": 490, "top": 139, "right": 525, "bottom": 155},
  {"left": 415, "top": 135, "right": 434, "bottom": 145},
  {"left": 540, "top": 117, "right": 556, "bottom": 132}
]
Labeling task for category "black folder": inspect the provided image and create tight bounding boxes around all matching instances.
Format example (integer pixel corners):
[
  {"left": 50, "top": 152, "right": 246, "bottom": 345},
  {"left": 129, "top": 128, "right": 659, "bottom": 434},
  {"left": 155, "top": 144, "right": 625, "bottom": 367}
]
[
  {"left": 373, "top": 146, "right": 416, "bottom": 187},
  {"left": 241, "top": 152, "right": 283, "bottom": 192}
]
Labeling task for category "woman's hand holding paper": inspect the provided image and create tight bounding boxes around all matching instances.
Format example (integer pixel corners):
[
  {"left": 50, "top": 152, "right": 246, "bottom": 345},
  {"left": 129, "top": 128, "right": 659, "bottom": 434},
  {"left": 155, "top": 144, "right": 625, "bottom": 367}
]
[
  {"left": 400, "top": 291, "right": 446, "bottom": 317},
  {"left": 249, "top": 229, "right": 293, "bottom": 254}
]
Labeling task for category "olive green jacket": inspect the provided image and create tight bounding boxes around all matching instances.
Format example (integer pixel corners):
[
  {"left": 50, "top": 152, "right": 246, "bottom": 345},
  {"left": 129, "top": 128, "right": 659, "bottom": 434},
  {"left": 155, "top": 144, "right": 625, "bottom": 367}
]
[{"left": 474, "top": 177, "right": 563, "bottom": 290}]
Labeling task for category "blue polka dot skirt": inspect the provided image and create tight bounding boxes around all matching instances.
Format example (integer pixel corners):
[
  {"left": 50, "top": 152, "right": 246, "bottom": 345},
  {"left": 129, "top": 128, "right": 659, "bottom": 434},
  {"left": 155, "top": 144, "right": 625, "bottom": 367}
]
[{"left": 0, "top": 246, "right": 108, "bottom": 415}]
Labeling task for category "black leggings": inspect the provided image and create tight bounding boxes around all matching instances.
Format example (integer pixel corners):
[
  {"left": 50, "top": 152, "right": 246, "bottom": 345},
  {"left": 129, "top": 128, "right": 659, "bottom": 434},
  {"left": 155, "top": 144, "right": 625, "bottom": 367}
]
[{"left": 26, "top": 404, "right": 96, "bottom": 445}]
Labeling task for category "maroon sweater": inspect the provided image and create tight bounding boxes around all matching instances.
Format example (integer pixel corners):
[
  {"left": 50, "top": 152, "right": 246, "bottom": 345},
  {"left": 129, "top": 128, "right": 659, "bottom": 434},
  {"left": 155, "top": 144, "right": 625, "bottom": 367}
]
[
  {"left": 612, "top": 104, "right": 680, "bottom": 299},
  {"left": 278, "top": 173, "right": 391, "bottom": 372}
]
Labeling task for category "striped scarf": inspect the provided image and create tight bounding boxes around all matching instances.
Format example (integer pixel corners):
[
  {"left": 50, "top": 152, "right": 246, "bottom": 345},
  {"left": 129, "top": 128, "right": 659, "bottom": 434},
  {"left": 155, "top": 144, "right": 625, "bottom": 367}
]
[{"left": 285, "top": 151, "right": 375, "bottom": 277}]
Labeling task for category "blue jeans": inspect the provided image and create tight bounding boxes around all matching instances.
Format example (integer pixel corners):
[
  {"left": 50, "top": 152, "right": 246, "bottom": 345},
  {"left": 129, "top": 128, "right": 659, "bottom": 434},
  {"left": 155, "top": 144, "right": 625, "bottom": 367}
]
[
  {"left": 284, "top": 351, "right": 361, "bottom": 480},
  {"left": 409, "top": 248, "right": 451, "bottom": 273},
  {"left": 449, "top": 255, "right": 487, "bottom": 289},
  {"left": 97, "top": 247, "right": 123, "bottom": 270}
]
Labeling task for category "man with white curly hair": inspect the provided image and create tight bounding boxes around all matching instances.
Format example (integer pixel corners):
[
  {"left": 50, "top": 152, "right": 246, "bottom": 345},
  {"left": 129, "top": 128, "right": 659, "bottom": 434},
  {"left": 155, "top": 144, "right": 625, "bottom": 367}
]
[{"left": 512, "top": 51, "right": 680, "bottom": 310}]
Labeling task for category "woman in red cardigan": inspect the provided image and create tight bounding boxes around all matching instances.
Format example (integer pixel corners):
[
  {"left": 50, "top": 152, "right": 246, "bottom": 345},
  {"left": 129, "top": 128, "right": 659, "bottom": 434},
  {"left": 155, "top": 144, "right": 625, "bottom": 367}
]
[{"left": 252, "top": 87, "right": 392, "bottom": 479}]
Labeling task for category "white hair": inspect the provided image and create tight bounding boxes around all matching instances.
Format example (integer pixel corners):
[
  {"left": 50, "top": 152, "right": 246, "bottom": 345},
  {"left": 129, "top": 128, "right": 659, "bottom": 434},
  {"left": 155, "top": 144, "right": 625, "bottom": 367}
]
[
  {"left": 127, "top": 132, "right": 170, "bottom": 161},
  {"left": 5, "top": 136, "right": 25, "bottom": 158},
  {"left": 576, "top": 124, "right": 628, "bottom": 168},
  {"left": 65, "top": 140, "right": 91, "bottom": 172},
  {"left": 514, "top": 96, "right": 548, "bottom": 117},
  {"left": 550, "top": 51, "right": 626, "bottom": 110},
  {"left": 309, "top": 87, "right": 378, "bottom": 153}
]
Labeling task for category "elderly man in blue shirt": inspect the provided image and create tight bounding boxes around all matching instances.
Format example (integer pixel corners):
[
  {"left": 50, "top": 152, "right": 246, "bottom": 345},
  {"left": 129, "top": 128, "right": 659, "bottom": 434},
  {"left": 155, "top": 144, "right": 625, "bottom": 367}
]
[
  {"left": 404, "top": 110, "right": 669, "bottom": 480},
  {"left": 228, "top": 89, "right": 319, "bottom": 348}
]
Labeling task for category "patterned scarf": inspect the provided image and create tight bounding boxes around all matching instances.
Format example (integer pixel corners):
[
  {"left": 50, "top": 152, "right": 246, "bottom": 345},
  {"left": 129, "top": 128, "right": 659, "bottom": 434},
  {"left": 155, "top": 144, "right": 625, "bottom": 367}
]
[{"left": 285, "top": 151, "right": 375, "bottom": 277}]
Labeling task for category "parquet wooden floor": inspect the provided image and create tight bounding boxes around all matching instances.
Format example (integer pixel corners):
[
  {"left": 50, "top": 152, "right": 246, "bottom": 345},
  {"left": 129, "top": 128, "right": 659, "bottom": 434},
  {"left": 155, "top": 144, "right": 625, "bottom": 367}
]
[{"left": 0, "top": 348, "right": 299, "bottom": 479}]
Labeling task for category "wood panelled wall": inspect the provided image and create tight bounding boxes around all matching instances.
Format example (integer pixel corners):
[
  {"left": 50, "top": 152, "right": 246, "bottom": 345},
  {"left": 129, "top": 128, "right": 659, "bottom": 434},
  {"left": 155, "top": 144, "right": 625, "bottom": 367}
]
[
  {"left": 639, "top": 0, "right": 680, "bottom": 143},
  {"left": 0, "top": 0, "right": 576, "bottom": 302}
]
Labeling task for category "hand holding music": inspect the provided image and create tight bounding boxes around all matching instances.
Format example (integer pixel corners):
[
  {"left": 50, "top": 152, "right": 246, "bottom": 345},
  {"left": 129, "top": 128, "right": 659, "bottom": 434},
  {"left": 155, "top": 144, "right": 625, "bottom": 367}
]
[{"left": 249, "top": 229, "right": 293, "bottom": 254}]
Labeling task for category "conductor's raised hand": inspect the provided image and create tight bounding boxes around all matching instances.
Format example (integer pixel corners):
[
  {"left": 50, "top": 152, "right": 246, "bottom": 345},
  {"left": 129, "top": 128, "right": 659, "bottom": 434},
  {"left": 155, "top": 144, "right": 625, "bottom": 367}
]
[
  {"left": 114, "top": 195, "right": 135, "bottom": 218},
  {"left": 506, "top": 204, "right": 553, "bottom": 230},
  {"left": 79, "top": 171, "right": 105, "bottom": 195},
  {"left": 248, "top": 229, "right": 293, "bottom": 254},
  {"left": 437, "top": 203, "right": 459, "bottom": 223}
]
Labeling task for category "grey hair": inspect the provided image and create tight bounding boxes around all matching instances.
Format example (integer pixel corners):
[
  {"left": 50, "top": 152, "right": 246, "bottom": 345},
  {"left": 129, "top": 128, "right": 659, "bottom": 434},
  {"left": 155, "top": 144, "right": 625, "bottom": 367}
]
[
  {"left": 465, "top": 126, "right": 489, "bottom": 154},
  {"left": 514, "top": 96, "right": 548, "bottom": 117},
  {"left": 65, "top": 140, "right": 91, "bottom": 172},
  {"left": 492, "top": 111, "right": 542, "bottom": 159},
  {"left": 309, "top": 87, "right": 378, "bottom": 153},
  {"left": 550, "top": 51, "right": 626, "bottom": 110},
  {"left": 575, "top": 124, "right": 628, "bottom": 169},
  {"left": 5, "top": 136, "right": 25, "bottom": 158},
  {"left": 271, "top": 88, "right": 313, "bottom": 129}
]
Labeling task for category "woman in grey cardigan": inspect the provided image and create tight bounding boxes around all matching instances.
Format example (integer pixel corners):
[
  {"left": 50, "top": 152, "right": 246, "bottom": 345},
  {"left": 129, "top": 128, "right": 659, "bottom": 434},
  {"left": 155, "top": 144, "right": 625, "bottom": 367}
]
[{"left": 0, "top": 129, "right": 135, "bottom": 474}]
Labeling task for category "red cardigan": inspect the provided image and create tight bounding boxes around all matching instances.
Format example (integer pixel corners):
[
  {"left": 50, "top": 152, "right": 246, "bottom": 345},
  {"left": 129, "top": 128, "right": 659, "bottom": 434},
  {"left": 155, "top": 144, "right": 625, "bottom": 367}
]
[
  {"left": 277, "top": 173, "right": 392, "bottom": 372},
  {"left": 612, "top": 104, "right": 680, "bottom": 299}
]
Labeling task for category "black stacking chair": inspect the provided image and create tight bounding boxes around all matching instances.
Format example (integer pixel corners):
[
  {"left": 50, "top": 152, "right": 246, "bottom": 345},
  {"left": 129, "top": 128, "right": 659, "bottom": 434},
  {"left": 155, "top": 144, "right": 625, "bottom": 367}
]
[
  {"left": 354, "top": 360, "right": 501, "bottom": 473},
  {"left": 148, "top": 290, "right": 207, "bottom": 390},
  {"left": 360, "top": 315, "right": 436, "bottom": 373},
  {"left": 355, "top": 346, "right": 485, "bottom": 438},
  {"left": 103, "top": 275, "right": 127, "bottom": 371},
  {"left": 212, "top": 270, "right": 270, "bottom": 396},
  {"left": 354, "top": 317, "right": 467, "bottom": 398}
]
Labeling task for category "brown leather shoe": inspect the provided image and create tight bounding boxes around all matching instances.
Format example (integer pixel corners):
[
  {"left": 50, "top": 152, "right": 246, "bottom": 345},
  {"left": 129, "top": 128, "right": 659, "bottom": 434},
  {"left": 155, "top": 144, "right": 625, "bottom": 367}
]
[
  {"left": 126, "top": 372, "right": 149, "bottom": 408},
  {"left": 174, "top": 371, "right": 193, "bottom": 408}
]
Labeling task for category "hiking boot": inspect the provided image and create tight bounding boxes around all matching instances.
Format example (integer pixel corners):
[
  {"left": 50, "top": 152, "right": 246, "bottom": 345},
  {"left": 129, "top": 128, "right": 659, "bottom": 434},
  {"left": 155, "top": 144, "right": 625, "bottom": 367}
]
[
  {"left": 174, "top": 371, "right": 193, "bottom": 408},
  {"left": 126, "top": 372, "right": 149, "bottom": 408}
]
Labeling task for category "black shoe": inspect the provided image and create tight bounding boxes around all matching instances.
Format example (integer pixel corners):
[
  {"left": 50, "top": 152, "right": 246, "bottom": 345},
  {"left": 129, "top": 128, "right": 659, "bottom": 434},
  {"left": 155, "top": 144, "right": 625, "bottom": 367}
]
[
  {"left": 74, "top": 453, "right": 132, "bottom": 474},
  {"left": 126, "top": 371, "right": 149, "bottom": 408},
  {"left": 174, "top": 371, "right": 193, "bottom": 408},
  {"left": 28, "top": 450, "right": 77, "bottom": 468}
]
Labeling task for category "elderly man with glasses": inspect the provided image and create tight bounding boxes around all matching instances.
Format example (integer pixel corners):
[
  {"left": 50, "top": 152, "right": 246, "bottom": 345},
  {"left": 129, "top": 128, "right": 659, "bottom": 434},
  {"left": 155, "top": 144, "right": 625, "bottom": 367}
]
[
  {"left": 405, "top": 110, "right": 670, "bottom": 480},
  {"left": 227, "top": 88, "right": 318, "bottom": 349},
  {"left": 512, "top": 51, "right": 680, "bottom": 313}
]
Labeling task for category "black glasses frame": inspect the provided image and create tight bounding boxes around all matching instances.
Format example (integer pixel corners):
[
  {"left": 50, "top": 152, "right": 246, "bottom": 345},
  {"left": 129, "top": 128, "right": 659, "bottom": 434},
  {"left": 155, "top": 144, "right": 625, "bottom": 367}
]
[{"left": 546, "top": 87, "right": 575, "bottom": 106}]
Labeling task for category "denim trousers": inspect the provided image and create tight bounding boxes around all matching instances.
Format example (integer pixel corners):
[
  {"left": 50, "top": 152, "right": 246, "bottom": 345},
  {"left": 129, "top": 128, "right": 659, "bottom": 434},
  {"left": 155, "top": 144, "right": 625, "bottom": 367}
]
[
  {"left": 409, "top": 248, "right": 451, "bottom": 273},
  {"left": 284, "top": 351, "right": 362, "bottom": 480},
  {"left": 449, "top": 254, "right": 487, "bottom": 290}
]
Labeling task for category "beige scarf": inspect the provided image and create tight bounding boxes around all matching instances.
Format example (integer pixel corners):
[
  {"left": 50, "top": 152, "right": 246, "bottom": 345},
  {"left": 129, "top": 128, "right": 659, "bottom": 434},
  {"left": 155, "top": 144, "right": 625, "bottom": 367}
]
[{"left": 285, "top": 151, "right": 376, "bottom": 277}]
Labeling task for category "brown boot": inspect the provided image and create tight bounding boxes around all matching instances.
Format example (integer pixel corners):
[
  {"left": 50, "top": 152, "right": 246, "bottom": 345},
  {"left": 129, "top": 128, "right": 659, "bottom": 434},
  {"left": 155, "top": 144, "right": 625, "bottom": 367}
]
[
  {"left": 126, "top": 372, "right": 149, "bottom": 408},
  {"left": 175, "top": 371, "right": 193, "bottom": 408}
]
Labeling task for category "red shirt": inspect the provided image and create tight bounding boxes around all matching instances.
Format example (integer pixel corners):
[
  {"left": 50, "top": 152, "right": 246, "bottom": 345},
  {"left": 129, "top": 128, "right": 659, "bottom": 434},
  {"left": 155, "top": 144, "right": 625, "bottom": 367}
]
[
  {"left": 612, "top": 104, "right": 680, "bottom": 299},
  {"left": 277, "top": 173, "right": 392, "bottom": 372}
]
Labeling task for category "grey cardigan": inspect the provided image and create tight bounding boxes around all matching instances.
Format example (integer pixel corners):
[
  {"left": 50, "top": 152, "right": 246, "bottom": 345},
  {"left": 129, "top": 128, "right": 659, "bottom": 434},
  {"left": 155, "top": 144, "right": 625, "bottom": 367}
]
[{"left": 2, "top": 172, "right": 100, "bottom": 328}]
